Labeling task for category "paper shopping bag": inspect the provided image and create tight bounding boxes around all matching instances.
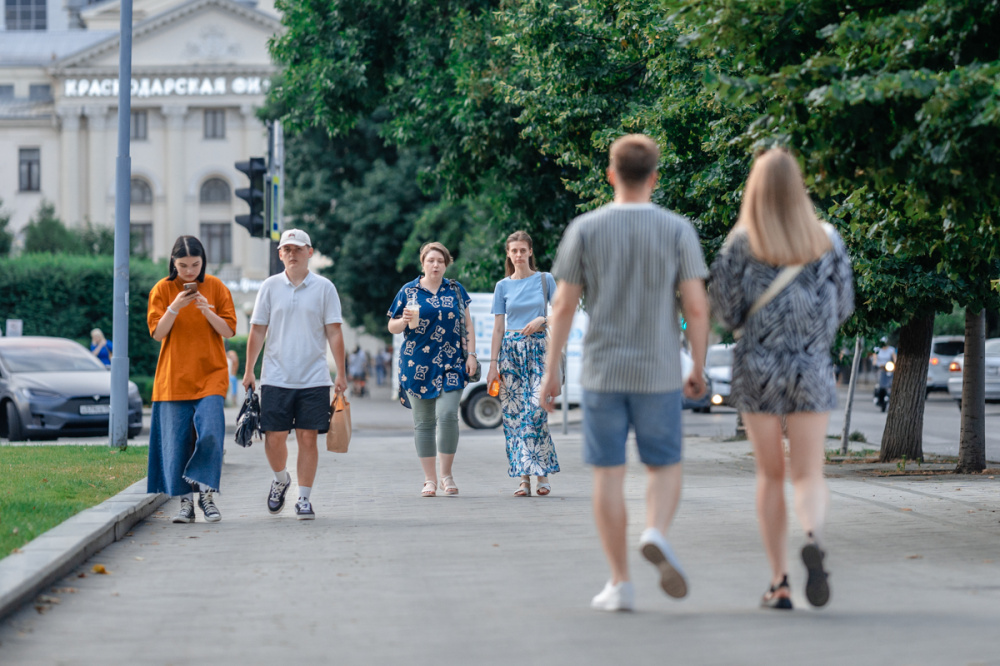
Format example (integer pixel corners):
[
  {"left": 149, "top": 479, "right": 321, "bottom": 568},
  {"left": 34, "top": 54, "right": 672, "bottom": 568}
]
[{"left": 325, "top": 392, "right": 352, "bottom": 453}]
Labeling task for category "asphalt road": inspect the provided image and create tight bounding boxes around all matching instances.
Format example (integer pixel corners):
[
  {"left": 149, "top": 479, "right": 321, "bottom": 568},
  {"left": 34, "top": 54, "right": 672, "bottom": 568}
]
[{"left": 682, "top": 384, "right": 1000, "bottom": 463}]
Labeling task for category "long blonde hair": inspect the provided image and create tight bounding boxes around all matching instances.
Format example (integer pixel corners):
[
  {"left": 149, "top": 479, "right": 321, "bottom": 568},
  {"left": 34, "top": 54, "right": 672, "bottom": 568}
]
[{"left": 733, "top": 148, "right": 831, "bottom": 265}]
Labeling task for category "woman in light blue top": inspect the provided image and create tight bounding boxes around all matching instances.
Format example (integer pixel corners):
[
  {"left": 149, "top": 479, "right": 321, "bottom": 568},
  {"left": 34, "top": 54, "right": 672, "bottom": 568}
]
[{"left": 486, "top": 230, "right": 560, "bottom": 496}]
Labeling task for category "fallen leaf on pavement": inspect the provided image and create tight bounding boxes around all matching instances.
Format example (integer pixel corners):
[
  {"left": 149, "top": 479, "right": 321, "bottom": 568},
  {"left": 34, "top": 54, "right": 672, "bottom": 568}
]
[
  {"left": 134, "top": 557, "right": 144, "bottom": 561},
  {"left": 36, "top": 595, "right": 59, "bottom": 605},
  {"left": 907, "top": 554, "right": 923, "bottom": 559},
  {"left": 92, "top": 564, "right": 109, "bottom": 574},
  {"left": 900, "top": 508, "right": 912, "bottom": 512},
  {"left": 52, "top": 587, "right": 77, "bottom": 594},
  {"left": 77, "top": 573, "right": 86, "bottom": 578}
]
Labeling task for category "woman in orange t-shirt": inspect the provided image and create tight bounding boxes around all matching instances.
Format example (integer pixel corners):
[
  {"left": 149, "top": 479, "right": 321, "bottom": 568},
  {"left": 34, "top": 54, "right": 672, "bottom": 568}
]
[{"left": 146, "top": 236, "right": 237, "bottom": 524}]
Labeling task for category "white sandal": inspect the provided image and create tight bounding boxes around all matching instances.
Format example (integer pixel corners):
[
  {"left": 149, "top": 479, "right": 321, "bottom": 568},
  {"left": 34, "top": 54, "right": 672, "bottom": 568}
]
[
  {"left": 421, "top": 479, "right": 437, "bottom": 497},
  {"left": 439, "top": 475, "right": 459, "bottom": 496},
  {"left": 514, "top": 480, "right": 531, "bottom": 497}
]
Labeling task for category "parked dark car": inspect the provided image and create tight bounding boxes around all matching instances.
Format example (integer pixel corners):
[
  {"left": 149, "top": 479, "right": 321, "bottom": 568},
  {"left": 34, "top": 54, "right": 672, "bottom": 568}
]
[{"left": 0, "top": 337, "right": 143, "bottom": 441}]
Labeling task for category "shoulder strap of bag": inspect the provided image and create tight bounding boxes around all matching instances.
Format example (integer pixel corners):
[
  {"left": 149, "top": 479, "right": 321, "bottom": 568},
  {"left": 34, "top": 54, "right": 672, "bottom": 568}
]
[
  {"left": 746, "top": 264, "right": 804, "bottom": 319},
  {"left": 449, "top": 279, "right": 468, "bottom": 356}
]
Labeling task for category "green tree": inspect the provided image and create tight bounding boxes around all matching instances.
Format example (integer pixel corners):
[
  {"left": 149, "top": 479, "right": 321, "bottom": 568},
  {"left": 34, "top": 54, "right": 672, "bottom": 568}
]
[
  {"left": 0, "top": 198, "right": 12, "bottom": 257},
  {"left": 674, "top": 0, "right": 1000, "bottom": 468},
  {"left": 266, "top": 0, "right": 580, "bottom": 292},
  {"left": 22, "top": 201, "right": 82, "bottom": 254}
]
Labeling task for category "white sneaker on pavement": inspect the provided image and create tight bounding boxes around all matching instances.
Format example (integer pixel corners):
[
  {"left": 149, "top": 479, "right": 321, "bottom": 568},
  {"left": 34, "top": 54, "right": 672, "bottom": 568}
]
[
  {"left": 591, "top": 580, "right": 635, "bottom": 612},
  {"left": 639, "top": 527, "right": 688, "bottom": 599}
]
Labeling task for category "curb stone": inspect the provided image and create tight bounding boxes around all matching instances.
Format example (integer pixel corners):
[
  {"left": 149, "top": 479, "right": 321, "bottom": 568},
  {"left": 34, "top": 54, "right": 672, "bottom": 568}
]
[{"left": 0, "top": 479, "right": 167, "bottom": 620}]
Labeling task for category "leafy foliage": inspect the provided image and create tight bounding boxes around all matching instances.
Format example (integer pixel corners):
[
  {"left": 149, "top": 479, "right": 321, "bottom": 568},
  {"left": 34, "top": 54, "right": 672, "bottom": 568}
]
[
  {"left": 0, "top": 254, "right": 165, "bottom": 376},
  {"left": 0, "top": 198, "right": 12, "bottom": 257}
]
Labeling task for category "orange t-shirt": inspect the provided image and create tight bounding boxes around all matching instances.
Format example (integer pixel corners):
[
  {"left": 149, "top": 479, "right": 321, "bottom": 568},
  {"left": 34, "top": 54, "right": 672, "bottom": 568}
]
[{"left": 147, "top": 274, "right": 237, "bottom": 402}]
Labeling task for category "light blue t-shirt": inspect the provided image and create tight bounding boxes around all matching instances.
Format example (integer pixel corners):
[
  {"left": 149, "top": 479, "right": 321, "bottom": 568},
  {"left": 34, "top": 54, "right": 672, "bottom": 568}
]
[{"left": 491, "top": 272, "right": 557, "bottom": 331}]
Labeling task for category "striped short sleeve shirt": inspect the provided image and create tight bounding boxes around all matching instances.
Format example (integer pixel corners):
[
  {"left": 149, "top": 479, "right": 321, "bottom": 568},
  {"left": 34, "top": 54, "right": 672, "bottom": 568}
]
[{"left": 553, "top": 202, "right": 708, "bottom": 393}]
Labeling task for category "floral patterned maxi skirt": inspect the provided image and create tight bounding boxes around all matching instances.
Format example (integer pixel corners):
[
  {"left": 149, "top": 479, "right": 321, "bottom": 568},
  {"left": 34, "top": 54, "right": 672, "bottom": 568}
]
[{"left": 498, "top": 331, "right": 559, "bottom": 477}]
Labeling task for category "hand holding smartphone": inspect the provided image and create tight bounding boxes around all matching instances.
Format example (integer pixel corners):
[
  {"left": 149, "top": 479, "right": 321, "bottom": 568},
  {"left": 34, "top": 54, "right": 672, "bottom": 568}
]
[{"left": 183, "top": 282, "right": 198, "bottom": 293}]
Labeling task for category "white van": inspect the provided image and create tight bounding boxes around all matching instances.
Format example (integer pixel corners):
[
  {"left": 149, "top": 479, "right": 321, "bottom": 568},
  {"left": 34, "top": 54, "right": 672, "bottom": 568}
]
[{"left": 393, "top": 292, "right": 588, "bottom": 428}]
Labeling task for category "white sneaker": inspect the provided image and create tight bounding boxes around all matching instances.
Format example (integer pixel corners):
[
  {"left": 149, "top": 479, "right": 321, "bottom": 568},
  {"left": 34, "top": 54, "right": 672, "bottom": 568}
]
[
  {"left": 590, "top": 580, "right": 635, "bottom": 612},
  {"left": 639, "top": 527, "right": 688, "bottom": 599}
]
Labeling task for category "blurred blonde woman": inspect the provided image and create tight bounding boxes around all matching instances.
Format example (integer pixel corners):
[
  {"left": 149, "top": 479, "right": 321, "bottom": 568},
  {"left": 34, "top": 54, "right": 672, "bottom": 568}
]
[
  {"left": 486, "top": 230, "right": 559, "bottom": 496},
  {"left": 709, "top": 148, "right": 854, "bottom": 610},
  {"left": 90, "top": 328, "right": 112, "bottom": 367}
]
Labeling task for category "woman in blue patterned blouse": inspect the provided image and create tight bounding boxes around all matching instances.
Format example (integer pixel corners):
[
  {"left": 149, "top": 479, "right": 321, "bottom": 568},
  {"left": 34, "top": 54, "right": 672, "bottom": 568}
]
[
  {"left": 388, "top": 242, "right": 478, "bottom": 497},
  {"left": 485, "top": 231, "right": 560, "bottom": 496}
]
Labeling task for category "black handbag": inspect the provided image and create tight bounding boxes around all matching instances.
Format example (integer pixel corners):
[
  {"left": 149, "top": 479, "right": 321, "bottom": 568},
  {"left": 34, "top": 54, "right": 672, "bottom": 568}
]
[
  {"left": 234, "top": 387, "right": 262, "bottom": 447},
  {"left": 450, "top": 279, "right": 481, "bottom": 382}
]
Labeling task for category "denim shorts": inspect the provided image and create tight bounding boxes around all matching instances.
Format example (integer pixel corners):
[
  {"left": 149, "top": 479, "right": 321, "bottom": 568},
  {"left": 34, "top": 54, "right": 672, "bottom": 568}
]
[
  {"left": 581, "top": 389, "right": 683, "bottom": 467},
  {"left": 260, "top": 385, "right": 331, "bottom": 433}
]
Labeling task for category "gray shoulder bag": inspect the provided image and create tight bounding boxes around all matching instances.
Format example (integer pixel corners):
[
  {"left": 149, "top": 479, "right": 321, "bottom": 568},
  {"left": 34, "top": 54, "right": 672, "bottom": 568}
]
[{"left": 733, "top": 265, "right": 804, "bottom": 340}]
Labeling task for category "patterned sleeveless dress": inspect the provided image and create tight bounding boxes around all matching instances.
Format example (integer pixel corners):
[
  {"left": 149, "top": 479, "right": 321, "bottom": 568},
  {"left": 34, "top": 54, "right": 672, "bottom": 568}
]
[{"left": 708, "top": 229, "right": 854, "bottom": 414}]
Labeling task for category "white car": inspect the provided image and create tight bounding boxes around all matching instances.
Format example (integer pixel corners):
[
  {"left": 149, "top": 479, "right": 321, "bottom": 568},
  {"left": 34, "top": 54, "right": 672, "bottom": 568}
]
[
  {"left": 927, "top": 335, "right": 964, "bottom": 393},
  {"left": 706, "top": 343, "right": 734, "bottom": 408},
  {"left": 946, "top": 337, "right": 1000, "bottom": 405}
]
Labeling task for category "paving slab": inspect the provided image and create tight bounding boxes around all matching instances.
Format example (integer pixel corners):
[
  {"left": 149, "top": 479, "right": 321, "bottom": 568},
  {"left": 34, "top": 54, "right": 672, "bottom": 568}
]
[{"left": 0, "top": 397, "right": 998, "bottom": 665}]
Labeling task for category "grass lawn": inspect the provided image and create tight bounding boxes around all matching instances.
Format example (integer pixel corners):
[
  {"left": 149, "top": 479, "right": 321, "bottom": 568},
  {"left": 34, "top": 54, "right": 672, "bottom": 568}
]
[{"left": 0, "top": 445, "right": 148, "bottom": 558}]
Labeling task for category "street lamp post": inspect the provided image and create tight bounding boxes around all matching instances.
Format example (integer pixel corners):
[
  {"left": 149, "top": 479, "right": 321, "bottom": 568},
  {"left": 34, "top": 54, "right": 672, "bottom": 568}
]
[{"left": 109, "top": 0, "right": 133, "bottom": 449}]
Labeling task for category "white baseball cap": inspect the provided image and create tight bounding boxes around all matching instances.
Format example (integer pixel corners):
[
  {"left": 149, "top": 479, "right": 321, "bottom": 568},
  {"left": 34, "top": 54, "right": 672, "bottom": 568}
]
[{"left": 278, "top": 229, "right": 311, "bottom": 248}]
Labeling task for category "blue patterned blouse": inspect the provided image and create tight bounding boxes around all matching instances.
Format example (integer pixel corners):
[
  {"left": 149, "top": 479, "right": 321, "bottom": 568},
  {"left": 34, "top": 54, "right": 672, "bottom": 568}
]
[{"left": 387, "top": 277, "right": 473, "bottom": 399}]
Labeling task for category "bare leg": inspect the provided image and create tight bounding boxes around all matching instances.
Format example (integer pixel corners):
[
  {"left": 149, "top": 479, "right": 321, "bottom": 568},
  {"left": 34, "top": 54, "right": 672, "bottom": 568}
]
[
  {"left": 644, "top": 463, "right": 682, "bottom": 535},
  {"left": 743, "top": 413, "right": 788, "bottom": 585},
  {"left": 295, "top": 429, "right": 319, "bottom": 488},
  {"left": 438, "top": 452, "right": 455, "bottom": 478},
  {"left": 785, "top": 412, "right": 831, "bottom": 541},
  {"left": 264, "top": 430, "right": 289, "bottom": 474},
  {"left": 593, "top": 465, "right": 629, "bottom": 584},
  {"left": 419, "top": 456, "right": 437, "bottom": 483}
]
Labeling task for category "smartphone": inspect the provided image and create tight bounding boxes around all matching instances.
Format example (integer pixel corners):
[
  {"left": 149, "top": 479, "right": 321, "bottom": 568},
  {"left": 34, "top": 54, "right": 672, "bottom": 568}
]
[{"left": 183, "top": 282, "right": 198, "bottom": 293}]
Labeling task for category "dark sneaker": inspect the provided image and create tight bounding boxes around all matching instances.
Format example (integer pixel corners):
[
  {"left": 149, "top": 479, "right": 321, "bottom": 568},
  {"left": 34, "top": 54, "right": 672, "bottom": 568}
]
[
  {"left": 267, "top": 476, "right": 291, "bottom": 514},
  {"left": 802, "top": 542, "right": 830, "bottom": 607},
  {"left": 295, "top": 498, "right": 315, "bottom": 521},
  {"left": 198, "top": 491, "right": 221, "bottom": 523},
  {"left": 172, "top": 497, "right": 195, "bottom": 524}
]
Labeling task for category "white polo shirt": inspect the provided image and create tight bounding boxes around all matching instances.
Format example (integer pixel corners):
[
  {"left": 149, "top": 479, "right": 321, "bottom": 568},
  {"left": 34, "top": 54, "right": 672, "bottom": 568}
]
[{"left": 250, "top": 270, "right": 343, "bottom": 389}]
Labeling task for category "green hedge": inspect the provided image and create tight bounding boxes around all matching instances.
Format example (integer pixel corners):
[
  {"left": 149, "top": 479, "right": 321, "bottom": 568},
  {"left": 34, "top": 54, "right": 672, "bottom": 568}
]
[
  {"left": 225, "top": 335, "right": 263, "bottom": 379},
  {"left": 0, "top": 254, "right": 167, "bottom": 377}
]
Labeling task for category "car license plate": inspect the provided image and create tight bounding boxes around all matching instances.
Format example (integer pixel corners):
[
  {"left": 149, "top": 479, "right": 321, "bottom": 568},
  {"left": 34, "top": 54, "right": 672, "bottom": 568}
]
[{"left": 80, "top": 404, "right": 111, "bottom": 415}]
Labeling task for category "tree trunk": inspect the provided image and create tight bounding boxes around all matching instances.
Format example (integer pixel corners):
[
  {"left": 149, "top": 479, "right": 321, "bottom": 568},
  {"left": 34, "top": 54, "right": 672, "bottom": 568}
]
[
  {"left": 879, "top": 314, "right": 934, "bottom": 462},
  {"left": 957, "top": 309, "right": 986, "bottom": 473}
]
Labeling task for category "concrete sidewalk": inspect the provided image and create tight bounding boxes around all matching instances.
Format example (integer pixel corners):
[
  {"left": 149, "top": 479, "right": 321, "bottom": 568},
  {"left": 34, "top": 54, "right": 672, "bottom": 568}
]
[{"left": 1, "top": 402, "right": 999, "bottom": 664}]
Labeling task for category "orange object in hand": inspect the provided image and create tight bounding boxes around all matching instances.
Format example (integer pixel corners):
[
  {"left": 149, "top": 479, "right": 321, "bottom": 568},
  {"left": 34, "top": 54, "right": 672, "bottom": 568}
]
[{"left": 488, "top": 379, "right": 500, "bottom": 397}]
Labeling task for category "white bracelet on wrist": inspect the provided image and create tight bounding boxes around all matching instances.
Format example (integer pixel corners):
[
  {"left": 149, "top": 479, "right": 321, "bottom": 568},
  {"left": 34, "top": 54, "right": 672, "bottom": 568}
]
[{"left": 167, "top": 306, "right": 179, "bottom": 316}]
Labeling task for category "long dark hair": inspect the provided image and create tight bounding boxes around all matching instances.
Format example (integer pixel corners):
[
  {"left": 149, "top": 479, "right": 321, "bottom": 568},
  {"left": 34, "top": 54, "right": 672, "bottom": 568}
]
[
  {"left": 168, "top": 235, "right": 208, "bottom": 282},
  {"left": 504, "top": 230, "right": 537, "bottom": 277}
]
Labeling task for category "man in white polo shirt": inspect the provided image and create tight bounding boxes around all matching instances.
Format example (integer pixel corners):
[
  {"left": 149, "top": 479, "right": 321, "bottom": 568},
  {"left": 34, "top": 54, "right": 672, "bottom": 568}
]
[{"left": 243, "top": 229, "right": 348, "bottom": 520}]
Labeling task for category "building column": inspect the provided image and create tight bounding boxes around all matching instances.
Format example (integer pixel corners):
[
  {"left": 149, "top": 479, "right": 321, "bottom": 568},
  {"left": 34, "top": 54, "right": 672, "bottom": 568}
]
[
  {"left": 162, "top": 105, "right": 188, "bottom": 243},
  {"left": 57, "top": 106, "right": 82, "bottom": 226},
  {"left": 83, "top": 105, "right": 110, "bottom": 227}
]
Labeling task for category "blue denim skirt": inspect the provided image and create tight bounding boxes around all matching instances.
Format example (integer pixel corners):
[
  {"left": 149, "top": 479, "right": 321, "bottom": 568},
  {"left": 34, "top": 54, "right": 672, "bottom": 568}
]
[{"left": 147, "top": 395, "right": 225, "bottom": 496}]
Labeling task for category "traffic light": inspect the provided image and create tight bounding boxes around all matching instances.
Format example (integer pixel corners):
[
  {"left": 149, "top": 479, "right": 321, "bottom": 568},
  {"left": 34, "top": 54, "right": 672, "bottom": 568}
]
[{"left": 234, "top": 157, "right": 266, "bottom": 237}]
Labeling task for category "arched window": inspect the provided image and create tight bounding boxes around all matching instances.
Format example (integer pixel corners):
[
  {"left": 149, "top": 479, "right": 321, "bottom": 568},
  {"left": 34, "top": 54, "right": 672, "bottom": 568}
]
[
  {"left": 200, "top": 178, "right": 230, "bottom": 204},
  {"left": 130, "top": 178, "right": 153, "bottom": 205}
]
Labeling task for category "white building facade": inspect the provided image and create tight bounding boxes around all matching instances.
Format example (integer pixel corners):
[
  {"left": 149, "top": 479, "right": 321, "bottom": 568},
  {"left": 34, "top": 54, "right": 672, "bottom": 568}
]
[{"left": 0, "top": 0, "right": 281, "bottom": 282}]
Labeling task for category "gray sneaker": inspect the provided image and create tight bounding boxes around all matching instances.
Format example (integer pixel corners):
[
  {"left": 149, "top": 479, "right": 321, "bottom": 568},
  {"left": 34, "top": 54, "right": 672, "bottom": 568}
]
[
  {"left": 172, "top": 497, "right": 195, "bottom": 524},
  {"left": 294, "top": 498, "right": 315, "bottom": 520},
  {"left": 267, "top": 476, "right": 291, "bottom": 514},
  {"left": 198, "top": 491, "right": 221, "bottom": 523}
]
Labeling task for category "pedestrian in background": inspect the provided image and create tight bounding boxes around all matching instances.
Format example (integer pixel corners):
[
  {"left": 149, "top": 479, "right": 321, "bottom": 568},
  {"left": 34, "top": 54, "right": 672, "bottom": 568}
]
[
  {"left": 486, "top": 230, "right": 559, "bottom": 497},
  {"left": 375, "top": 346, "right": 391, "bottom": 386},
  {"left": 89, "top": 328, "right": 112, "bottom": 367},
  {"left": 226, "top": 349, "right": 240, "bottom": 406},
  {"left": 243, "top": 229, "right": 348, "bottom": 520},
  {"left": 709, "top": 148, "right": 854, "bottom": 610},
  {"left": 349, "top": 346, "right": 369, "bottom": 397},
  {"left": 540, "top": 134, "right": 710, "bottom": 612},
  {"left": 146, "top": 235, "right": 237, "bottom": 524},
  {"left": 387, "top": 242, "right": 478, "bottom": 498}
]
